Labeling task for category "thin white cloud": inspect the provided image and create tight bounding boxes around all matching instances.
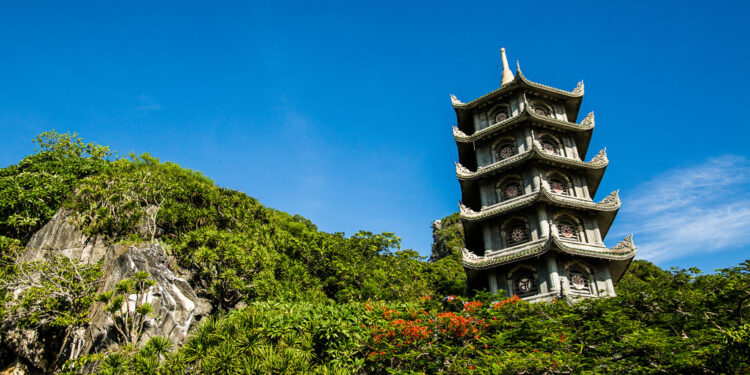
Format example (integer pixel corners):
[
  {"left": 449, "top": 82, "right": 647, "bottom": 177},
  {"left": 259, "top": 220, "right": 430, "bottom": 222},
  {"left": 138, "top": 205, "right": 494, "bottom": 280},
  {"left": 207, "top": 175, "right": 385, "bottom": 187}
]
[
  {"left": 616, "top": 155, "right": 750, "bottom": 263},
  {"left": 136, "top": 94, "right": 163, "bottom": 111}
]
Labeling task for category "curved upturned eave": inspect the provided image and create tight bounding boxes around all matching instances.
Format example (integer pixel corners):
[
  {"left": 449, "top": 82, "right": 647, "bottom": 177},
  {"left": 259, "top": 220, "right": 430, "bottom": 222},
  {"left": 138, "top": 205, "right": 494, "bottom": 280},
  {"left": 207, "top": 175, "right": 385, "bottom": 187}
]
[
  {"left": 456, "top": 145, "right": 608, "bottom": 198},
  {"left": 453, "top": 109, "right": 594, "bottom": 144},
  {"left": 457, "top": 145, "right": 607, "bottom": 180},
  {"left": 459, "top": 189, "right": 620, "bottom": 223},
  {"left": 461, "top": 234, "right": 636, "bottom": 272},
  {"left": 451, "top": 75, "right": 584, "bottom": 112}
]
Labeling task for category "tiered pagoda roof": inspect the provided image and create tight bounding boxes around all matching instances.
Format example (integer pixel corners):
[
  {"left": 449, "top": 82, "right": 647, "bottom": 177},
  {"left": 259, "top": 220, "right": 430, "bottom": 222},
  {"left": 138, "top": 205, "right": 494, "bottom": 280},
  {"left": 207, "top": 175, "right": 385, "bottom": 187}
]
[
  {"left": 451, "top": 65, "right": 585, "bottom": 126},
  {"left": 456, "top": 145, "right": 608, "bottom": 197},
  {"left": 461, "top": 234, "right": 637, "bottom": 281},
  {"left": 458, "top": 189, "right": 620, "bottom": 237},
  {"left": 453, "top": 108, "right": 595, "bottom": 160},
  {"left": 452, "top": 48, "right": 636, "bottom": 289}
]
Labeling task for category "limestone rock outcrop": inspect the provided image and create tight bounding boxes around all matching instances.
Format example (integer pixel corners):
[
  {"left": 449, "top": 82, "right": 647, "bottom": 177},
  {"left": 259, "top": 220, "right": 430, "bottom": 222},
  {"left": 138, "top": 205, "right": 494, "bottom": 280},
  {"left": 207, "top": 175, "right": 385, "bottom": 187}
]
[
  {"left": 3, "top": 210, "right": 211, "bottom": 373},
  {"left": 21, "top": 210, "right": 108, "bottom": 264},
  {"left": 85, "top": 244, "right": 212, "bottom": 349}
]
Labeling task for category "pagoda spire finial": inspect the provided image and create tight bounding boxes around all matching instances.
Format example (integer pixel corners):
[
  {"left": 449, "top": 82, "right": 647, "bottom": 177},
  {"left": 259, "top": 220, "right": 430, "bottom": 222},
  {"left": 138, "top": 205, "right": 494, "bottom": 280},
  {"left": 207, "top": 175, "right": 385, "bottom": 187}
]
[{"left": 500, "top": 47, "right": 514, "bottom": 86}]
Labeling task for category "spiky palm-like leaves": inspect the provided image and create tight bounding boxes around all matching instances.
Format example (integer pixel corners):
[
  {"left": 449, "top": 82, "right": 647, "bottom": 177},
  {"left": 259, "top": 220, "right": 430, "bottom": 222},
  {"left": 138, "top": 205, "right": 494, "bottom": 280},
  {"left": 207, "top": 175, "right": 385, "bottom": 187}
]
[
  {"left": 142, "top": 336, "right": 173, "bottom": 358},
  {"left": 98, "top": 353, "right": 128, "bottom": 375},
  {"left": 171, "top": 303, "right": 371, "bottom": 374},
  {"left": 95, "top": 272, "right": 156, "bottom": 346},
  {"left": 96, "top": 336, "right": 175, "bottom": 375},
  {"left": 130, "top": 353, "right": 159, "bottom": 375}
]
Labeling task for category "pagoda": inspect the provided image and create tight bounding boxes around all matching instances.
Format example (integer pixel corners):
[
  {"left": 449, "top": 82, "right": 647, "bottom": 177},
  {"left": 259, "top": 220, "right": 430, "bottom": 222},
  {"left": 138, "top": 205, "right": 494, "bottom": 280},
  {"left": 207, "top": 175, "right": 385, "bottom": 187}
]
[{"left": 452, "top": 48, "right": 636, "bottom": 301}]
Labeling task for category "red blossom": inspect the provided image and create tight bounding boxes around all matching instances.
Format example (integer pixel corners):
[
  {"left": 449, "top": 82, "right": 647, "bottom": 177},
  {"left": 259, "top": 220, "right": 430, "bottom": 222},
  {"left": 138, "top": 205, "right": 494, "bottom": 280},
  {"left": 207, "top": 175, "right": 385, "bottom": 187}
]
[
  {"left": 463, "top": 300, "right": 483, "bottom": 312},
  {"left": 492, "top": 295, "right": 521, "bottom": 309}
]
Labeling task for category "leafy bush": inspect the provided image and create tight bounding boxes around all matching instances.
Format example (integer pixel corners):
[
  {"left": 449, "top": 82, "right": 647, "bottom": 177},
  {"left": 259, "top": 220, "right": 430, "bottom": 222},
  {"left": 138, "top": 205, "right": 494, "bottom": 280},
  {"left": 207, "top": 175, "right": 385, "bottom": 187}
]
[
  {"left": 65, "top": 151, "right": 464, "bottom": 308},
  {"left": 89, "top": 260, "right": 750, "bottom": 374},
  {"left": 0, "top": 131, "right": 111, "bottom": 241},
  {"left": 1, "top": 256, "right": 101, "bottom": 330},
  {"left": 5, "top": 132, "right": 749, "bottom": 374}
]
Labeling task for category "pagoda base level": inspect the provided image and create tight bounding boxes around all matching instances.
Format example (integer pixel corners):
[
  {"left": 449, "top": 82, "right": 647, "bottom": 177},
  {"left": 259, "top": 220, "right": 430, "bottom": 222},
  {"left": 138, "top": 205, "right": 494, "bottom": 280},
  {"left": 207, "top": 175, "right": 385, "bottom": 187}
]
[{"left": 465, "top": 253, "right": 619, "bottom": 301}]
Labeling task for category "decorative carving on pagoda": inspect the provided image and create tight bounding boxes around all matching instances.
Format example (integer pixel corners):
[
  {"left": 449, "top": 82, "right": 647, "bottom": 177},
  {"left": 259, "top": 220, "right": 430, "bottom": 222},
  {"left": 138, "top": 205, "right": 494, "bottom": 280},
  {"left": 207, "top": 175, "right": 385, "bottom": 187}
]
[
  {"left": 455, "top": 147, "right": 607, "bottom": 182},
  {"left": 450, "top": 94, "right": 463, "bottom": 105},
  {"left": 455, "top": 162, "right": 473, "bottom": 177},
  {"left": 580, "top": 111, "right": 595, "bottom": 127},
  {"left": 462, "top": 234, "right": 637, "bottom": 270},
  {"left": 454, "top": 109, "right": 593, "bottom": 144},
  {"left": 610, "top": 234, "right": 637, "bottom": 253},
  {"left": 462, "top": 248, "right": 481, "bottom": 261},
  {"left": 459, "top": 188, "right": 620, "bottom": 222},
  {"left": 452, "top": 126, "right": 467, "bottom": 138},
  {"left": 458, "top": 203, "right": 478, "bottom": 217},
  {"left": 572, "top": 80, "right": 584, "bottom": 95},
  {"left": 590, "top": 148, "right": 608, "bottom": 164},
  {"left": 598, "top": 190, "right": 620, "bottom": 207}
]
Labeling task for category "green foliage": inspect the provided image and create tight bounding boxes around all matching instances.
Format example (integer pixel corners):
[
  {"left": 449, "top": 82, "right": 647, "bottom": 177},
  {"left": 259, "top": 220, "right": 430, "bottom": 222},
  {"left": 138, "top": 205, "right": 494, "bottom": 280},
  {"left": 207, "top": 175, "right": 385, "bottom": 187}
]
[
  {"left": 0, "top": 131, "right": 111, "bottom": 241},
  {"left": 141, "top": 336, "right": 173, "bottom": 358},
  {"left": 150, "top": 302, "right": 374, "bottom": 374},
  {"left": 0, "top": 256, "right": 101, "bottom": 329},
  {"left": 1, "top": 132, "right": 466, "bottom": 318},
  {"left": 98, "top": 353, "right": 128, "bottom": 375},
  {"left": 428, "top": 213, "right": 467, "bottom": 296},
  {"left": 0, "top": 236, "right": 22, "bottom": 278},
  {"left": 6, "top": 131, "right": 750, "bottom": 373},
  {"left": 91, "top": 259, "right": 750, "bottom": 374},
  {"left": 33, "top": 130, "right": 113, "bottom": 159},
  {"left": 430, "top": 212, "right": 463, "bottom": 261},
  {"left": 68, "top": 153, "right": 218, "bottom": 241},
  {"left": 96, "top": 272, "right": 157, "bottom": 346},
  {"left": 67, "top": 151, "right": 465, "bottom": 308}
]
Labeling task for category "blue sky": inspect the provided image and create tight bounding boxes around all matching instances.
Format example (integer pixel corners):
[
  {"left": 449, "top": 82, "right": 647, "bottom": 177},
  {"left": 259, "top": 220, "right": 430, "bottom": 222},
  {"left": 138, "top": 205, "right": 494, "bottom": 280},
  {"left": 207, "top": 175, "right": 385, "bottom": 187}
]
[{"left": 1, "top": 1, "right": 749, "bottom": 271}]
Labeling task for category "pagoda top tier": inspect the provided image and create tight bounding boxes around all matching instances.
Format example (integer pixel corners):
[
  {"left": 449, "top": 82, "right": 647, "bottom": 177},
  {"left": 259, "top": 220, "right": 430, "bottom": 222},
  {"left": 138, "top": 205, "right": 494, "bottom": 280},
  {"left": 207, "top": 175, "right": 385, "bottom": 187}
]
[{"left": 450, "top": 49, "right": 584, "bottom": 123}]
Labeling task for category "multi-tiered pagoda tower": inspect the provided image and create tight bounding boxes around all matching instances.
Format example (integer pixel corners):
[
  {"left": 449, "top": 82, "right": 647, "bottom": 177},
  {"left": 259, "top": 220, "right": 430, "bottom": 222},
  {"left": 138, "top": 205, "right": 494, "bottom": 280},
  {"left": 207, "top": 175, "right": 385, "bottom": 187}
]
[{"left": 452, "top": 49, "right": 636, "bottom": 302}]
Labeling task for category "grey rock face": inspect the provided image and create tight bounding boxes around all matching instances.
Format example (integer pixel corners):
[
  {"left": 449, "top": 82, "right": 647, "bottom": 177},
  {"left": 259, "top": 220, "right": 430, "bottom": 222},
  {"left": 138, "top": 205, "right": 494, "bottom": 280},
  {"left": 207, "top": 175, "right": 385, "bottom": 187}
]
[
  {"left": 22, "top": 210, "right": 107, "bottom": 265},
  {"left": 84, "top": 244, "right": 211, "bottom": 351},
  {"left": 6, "top": 210, "right": 211, "bottom": 373}
]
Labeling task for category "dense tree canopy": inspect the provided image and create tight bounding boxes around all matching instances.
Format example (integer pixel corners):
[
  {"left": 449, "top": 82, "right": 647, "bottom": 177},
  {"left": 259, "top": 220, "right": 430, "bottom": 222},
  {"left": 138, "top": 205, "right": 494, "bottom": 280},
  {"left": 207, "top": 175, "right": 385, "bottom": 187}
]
[{"left": 0, "top": 132, "right": 747, "bottom": 374}]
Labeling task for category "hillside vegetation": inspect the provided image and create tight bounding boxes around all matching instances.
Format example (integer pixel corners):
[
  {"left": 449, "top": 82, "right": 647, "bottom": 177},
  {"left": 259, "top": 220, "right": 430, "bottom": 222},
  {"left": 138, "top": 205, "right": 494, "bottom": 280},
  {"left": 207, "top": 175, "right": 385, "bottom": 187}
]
[{"left": 0, "top": 132, "right": 748, "bottom": 374}]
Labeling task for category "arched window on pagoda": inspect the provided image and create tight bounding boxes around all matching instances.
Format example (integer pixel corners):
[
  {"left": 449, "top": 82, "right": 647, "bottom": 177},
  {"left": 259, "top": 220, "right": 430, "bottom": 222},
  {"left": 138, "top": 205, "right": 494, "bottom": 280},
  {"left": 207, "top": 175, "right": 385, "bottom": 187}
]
[
  {"left": 495, "top": 175, "right": 524, "bottom": 202},
  {"left": 508, "top": 265, "right": 539, "bottom": 298},
  {"left": 489, "top": 105, "right": 511, "bottom": 125},
  {"left": 502, "top": 217, "right": 531, "bottom": 247},
  {"left": 565, "top": 262, "right": 595, "bottom": 295},
  {"left": 537, "top": 134, "right": 563, "bottom": 156},
  {"left": 492, "top": 137, "right": 518, "bottom": 162},
  {"left": 553, "top": 213, "right": 585, "bottom": 242},
  {"left": 530, "top": 101, "right": 554, "bottom": 118},
  {"left": 547, "top": 172, "right": 573, "bottom": 196}
]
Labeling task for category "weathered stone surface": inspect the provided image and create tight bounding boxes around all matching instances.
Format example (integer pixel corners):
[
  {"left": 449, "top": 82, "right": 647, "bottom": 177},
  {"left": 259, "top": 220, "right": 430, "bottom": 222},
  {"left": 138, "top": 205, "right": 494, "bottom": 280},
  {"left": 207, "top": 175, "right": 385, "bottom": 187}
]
[
  {"left": 0, "top": 329, "right": 47, "bottom": 374},
  {"left": 5, "top": 210, "right": 212, "bottom": 373},
  {"left": 22, "top": 210, "right": 107, "bottom": 265},
  {"left": 0, "top": 360, "right": 31, "bottom": 375},
  {"left": 83, "top": 244, "right": 211, "bottom": 351}
]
